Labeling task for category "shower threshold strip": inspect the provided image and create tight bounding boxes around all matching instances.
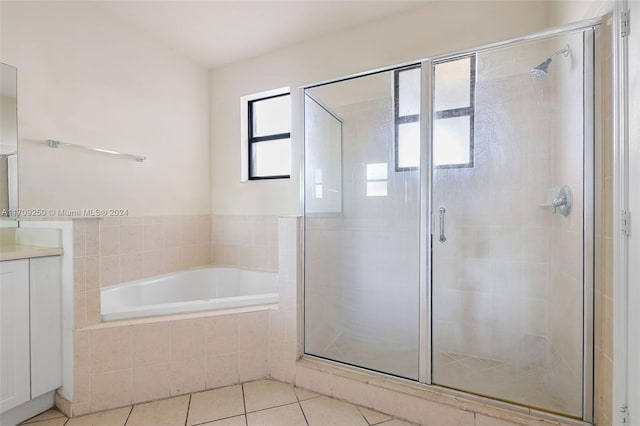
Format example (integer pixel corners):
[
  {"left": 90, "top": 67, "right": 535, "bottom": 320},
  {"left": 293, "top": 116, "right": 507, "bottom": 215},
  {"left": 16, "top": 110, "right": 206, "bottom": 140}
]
[{"left": 300, "top": 355, "right": 592, "bottom": 426}]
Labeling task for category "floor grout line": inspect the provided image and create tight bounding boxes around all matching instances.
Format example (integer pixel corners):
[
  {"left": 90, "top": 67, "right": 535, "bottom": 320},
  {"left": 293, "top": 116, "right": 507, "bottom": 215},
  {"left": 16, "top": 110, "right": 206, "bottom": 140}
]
[
  {"left": 184, "top": 394, "right": 193, "bottom": 426},
  {"left": 191, "top": 413, "right": 246, "bottom": 426},
  {"left": 24, "top": 379, "right": 400, "bottom": 426},
  {"left": 298, "top": 400, "right": 310, "bottom": 426},
  {"left": 241, "top": 383, "right": 248, "bottom": 415},
  {"left": 123, "top": 405, "right": 134, "bottom": 426},
  {"left": 20, "top": 411, "right": 68, "bottom": 425},
  {"left": 245, "top": 400, "right": 300, "bottom": 415}
]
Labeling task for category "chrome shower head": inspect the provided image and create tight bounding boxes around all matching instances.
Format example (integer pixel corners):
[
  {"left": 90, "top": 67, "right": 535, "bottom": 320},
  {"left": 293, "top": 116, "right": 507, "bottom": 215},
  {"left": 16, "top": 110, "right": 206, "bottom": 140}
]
[
  {"left": 531, "top": 44, "right": 570, "bottom": 79},
  {"left": 531, "top": 58, "right": 552, "bottom": 78}
]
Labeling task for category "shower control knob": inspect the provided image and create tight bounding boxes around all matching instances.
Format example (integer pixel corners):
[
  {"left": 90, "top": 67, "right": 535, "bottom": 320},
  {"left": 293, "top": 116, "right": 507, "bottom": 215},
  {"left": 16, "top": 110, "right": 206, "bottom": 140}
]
[{"left": 552, "top": 185, "right": 572, "bottom": 217}]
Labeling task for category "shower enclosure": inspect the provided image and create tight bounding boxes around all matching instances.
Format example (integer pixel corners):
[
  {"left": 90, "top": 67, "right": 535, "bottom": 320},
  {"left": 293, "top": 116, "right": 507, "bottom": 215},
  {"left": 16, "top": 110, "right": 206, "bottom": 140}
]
[{"left": 303, "top": 23, "right": 598, "bottom": 421}]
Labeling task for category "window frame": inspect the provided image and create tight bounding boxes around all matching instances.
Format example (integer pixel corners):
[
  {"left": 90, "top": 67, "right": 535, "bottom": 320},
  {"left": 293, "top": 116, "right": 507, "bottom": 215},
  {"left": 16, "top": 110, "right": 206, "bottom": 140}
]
[
  {"left": 393, "top": 54, "right": 477, "bottom": 171},
  {"left": 247, "top": 92, "right": 291, "bottom": 180},
  {"left": 432, "top": 54, "right": 476, "bottom": 170},
  {"left": 393, "top": 64, "right": 421, "bottom": 172}
]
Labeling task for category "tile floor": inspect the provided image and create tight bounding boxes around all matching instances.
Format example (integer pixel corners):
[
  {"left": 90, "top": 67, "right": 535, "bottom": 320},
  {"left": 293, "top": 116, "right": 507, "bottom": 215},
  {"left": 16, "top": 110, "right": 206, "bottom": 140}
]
[{"left": 20, "top": 379, "right": 414, "bottom": 426}]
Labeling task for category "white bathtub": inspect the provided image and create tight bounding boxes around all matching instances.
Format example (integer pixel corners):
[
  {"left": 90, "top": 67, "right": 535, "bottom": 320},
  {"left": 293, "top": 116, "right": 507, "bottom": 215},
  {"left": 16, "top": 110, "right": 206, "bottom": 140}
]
[{"left": 101, "top": 266, "right": 278, "bottom": 321}]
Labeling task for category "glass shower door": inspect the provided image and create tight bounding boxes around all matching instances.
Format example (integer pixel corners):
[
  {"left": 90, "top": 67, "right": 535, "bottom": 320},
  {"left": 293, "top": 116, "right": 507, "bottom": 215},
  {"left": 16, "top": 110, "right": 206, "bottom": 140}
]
[
  {"left": 304, "top": 67, "right": 421, "bottom": 379},
  {"left": 430, "top": 30, "right": 592, "bottom": 418}
]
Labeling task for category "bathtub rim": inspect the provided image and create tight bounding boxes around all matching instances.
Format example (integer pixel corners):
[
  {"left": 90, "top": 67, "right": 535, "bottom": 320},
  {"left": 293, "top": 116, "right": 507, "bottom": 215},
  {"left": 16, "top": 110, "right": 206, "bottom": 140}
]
[
  {"left": 99, "top": 264, "right": 278, "bottom": 293},
  {"left": 100, "top": 264, "right": 279, "bottom": 322}
]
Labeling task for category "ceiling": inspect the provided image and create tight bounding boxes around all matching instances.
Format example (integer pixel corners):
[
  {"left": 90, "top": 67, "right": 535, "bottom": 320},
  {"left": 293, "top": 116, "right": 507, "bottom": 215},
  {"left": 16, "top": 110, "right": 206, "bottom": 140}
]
[{"left": 98, "top": 1, "right": 425, "bottom": 69}]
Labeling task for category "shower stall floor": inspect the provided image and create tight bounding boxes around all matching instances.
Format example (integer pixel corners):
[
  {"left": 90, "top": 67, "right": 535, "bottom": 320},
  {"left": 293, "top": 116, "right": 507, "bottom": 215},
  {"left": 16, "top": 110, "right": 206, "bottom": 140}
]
[{"left": 432, "top": 350, "right": 582, "bottom": 416}]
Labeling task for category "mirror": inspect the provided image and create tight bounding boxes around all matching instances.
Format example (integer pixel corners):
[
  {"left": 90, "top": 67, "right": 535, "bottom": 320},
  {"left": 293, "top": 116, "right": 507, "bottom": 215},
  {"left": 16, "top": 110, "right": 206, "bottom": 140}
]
[{"left": 1, "top": 63, "right": 18, "bottom": 220}]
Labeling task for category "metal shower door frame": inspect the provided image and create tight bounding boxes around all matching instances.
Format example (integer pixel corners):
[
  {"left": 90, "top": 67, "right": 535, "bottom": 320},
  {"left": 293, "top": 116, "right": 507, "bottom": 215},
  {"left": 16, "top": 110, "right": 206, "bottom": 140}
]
[
  {"left": 419, "top": 23, "right": 599, "bottom": 423},
  {"left": 300, "top": 16, "right": 602, "bottom": 425}
]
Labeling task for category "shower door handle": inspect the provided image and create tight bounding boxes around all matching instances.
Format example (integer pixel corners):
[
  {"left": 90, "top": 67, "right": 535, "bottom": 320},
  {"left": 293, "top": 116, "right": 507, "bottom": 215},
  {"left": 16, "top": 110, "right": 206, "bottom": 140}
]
[{"left": 439, "top": 207, "right": 446, "bottom": 243}]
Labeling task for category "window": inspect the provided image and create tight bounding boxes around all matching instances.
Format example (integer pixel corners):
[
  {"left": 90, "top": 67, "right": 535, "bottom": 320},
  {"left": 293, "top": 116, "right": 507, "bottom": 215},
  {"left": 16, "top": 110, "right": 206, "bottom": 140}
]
[
  {"left": 366, "top": 163, "right": 388, "bottom": 197},
  {"left": 432, "top": 54, "right": 476, "bottom": 168},
  {"left": 394, "top": 65, "right": 421, "bottom": 170},
  {"left": 393, "top": 55, "right": 476, "bottom": 170},
  {"left": 247, "top": 92, "right": 291, "bottom": 180}
]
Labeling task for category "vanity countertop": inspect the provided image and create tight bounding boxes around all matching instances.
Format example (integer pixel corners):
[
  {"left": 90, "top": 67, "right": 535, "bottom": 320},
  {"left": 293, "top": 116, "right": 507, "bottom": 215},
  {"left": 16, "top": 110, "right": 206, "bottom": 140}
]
[
  {"left": 0, "top": 227, "right": 63, "bottom": 261},
  {"left": 0, "top": 244, "right": 63, "bottom": 261}
]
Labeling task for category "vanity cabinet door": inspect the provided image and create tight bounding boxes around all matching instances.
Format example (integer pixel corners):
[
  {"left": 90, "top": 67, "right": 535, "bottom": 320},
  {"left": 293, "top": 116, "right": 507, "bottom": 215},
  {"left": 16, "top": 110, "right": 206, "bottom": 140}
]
[
  {"left": 30, "top": 256, "right": 62, "bottom": 398},
  {"left": 0, "top": 260, "right": 30, "bottom": 413}
]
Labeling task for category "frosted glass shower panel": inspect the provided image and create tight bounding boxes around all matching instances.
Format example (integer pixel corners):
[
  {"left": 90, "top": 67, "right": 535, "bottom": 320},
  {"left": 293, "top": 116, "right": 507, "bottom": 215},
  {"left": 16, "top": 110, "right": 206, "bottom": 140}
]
[
  {"left": 433, "top": 116, "right": 471, "bottom": 166},
  {"left": 398, "top": 67, "right": 420, "bottom": 116},
  {"left": 431, "top": 31, "right": 589, "bottom": 418},
  {"left": 398, "top": 122, "right": 420, "bottom": 169},
  {"left": 304, "top": 95, "right": 343, "bottom": 214},
  {"left": 304, "top": 69, "right": 421, "bottom": 379}
]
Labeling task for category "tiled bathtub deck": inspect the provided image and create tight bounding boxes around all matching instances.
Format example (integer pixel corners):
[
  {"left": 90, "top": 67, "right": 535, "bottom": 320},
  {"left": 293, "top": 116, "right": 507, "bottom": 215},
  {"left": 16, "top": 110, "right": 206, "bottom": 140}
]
[{"left": 20, "top": 380, "right": 413, "bottom": 426}]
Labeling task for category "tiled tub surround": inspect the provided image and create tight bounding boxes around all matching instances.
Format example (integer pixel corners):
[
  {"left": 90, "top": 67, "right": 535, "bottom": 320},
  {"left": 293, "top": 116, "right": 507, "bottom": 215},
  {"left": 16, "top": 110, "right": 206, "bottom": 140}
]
[
  {"left": 98, "top": 216, "right": 213, "bottom": 288},
  {"left": 69, "top": 307, "right": 272, "bottom": 416},
  {"left": 73, "top": 216, "right": 214, "bottom": 329},
  {"left": 72, "top": 214, "right": 278, "bottom": 328},
  {"left": 65, "top": 214, "right": 280, "bottom": 417}
]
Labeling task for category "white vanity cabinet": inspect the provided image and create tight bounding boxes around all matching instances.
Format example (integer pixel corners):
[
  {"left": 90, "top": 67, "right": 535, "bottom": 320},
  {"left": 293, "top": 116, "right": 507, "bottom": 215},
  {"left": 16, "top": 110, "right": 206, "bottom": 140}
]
[
  {"left": 0, "top": 256, "right": 62, "bottom": 415},
  {"left": 0, "top": 259, "right": 30, "bottom": 412}
]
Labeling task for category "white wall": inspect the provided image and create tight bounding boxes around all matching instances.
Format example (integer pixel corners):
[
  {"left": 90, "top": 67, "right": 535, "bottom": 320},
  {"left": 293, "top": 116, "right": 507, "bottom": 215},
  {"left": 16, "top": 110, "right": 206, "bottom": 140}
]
[
  {"left": 210, "top": 1, "right": 555, "bottom": 215},
  {"left": 0, "top": 1, "right": 211, "bottom": 216}
]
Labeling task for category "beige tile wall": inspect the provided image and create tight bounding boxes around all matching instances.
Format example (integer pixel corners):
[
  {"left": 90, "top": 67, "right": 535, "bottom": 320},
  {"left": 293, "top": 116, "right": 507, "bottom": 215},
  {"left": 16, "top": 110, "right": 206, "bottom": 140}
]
[
  {"left": 68, "top": 214, "right": 280, "bottom": 416},
  {"left": 73, "top": 219, "right": 101, "bottom": 328},
  {"left": 269, "top": 217, "right": 300, "bottom": 384},
  {"left": 71, "top": 309, "right": 270, "bottom": 416},
  {"left": 99, "top": 215, "right": 213, "bottom": 287},
  {"left": 72, "top": 215, "right": 213, "bottom": 328},
  {"left": 211, "top": 215, "right": 279, "bottom": 272}
]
